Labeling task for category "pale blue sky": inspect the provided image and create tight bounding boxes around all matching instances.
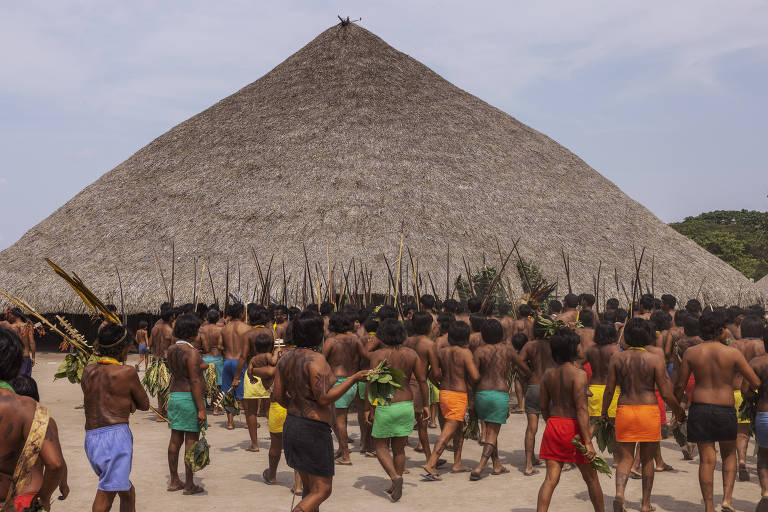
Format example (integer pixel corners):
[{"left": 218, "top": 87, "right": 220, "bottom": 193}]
[{"left": 1, "top": 1, "right": 767, "bottom": 250}]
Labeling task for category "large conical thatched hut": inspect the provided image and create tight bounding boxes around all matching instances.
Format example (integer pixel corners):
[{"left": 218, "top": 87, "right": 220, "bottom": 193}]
[
  {"left": 757, "top": 275, "right": 768, "bottom": 298},
  {"left": 0, "top": 22, "right": 760, "bottom": 313}
]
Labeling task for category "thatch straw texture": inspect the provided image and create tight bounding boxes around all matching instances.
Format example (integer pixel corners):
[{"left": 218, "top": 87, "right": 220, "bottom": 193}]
[
  {"left": 757, "top": 275, "right": 768, "bottom": 297},
  {"left": 0, "top": 23, "right": 760, "bottom": 313}
]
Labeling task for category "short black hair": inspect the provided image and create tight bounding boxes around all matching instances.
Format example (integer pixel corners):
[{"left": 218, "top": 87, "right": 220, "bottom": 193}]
[
  {"left": 740, "top": 315, "right": 765, "bottom": 339},
  {"left": 699, "top": 309, "right": 728, "bottom": 341},
  {"left": 376, "top": 305, "right": 398, "bottom": 322},
  {"left": 683, "top": 315, "right": 700, "bottom": 337},
  {"left": 550, "top": 328, "right": 580, "bottom": 364},
  {"left": 329, "top": 312, "right": 352, "bottom": 334},
  {"left": 319, "top": 302, "right": 334, "bottom": 316},
  {"left": 9, "top": 375, "right": 39, "bottom": 402},
  {"left": 248, "top": 304, "right": 270, "bottom": 326},
  {"left": 253, "top": 333, "right": 274, "bottom": 354},
  {"left": 661, "top": 294, "right": 677, "bottom": 309},
  {"left": 173, "top": 313, "right": 201, "bottom": 341},
  {"left": 292, "top": 316, "right": 325, "bottom": 348},
  {"left": 467, "top": 296, "right": 482, "bottom": 314},
  {"left": 377, "top": 319, "right": 407, "bottom": 346},
  {"left": 650, "top": 311, "right": 672, "bottom": 332},
  {"left": 579, "top": 294, "right": 595, "bottom": 307},
  {"left": 363, "top": 316, "right": 379, "bottom": 333},
  {"left": 411, "top": 311, "right": 433, "bottom": 336},
  {"left": 206, "top": 308, "right": 220, "bottom": 324},
  {"left": 420, "top": 294, "right": 436, "bottom": 310},
  {"left": 579, "top": 310, "right": 595, "bottom": 328},
  {"left": 594, "top": 322, "right": 618, "bottom": 345},
  {"left": 674, "top": 309, "right": 688, "bottom": 326},
  {"left": 615, "top": 308, "right": 628, "bottom": 323},
  {"left": 160, "top": 303, "right": 175, "bottom": 322},
  {"left": 547, "top": 300, "right": 562, "bottom": 314},
  {"left": 0, "top": 326, "right": 23, "bottom": 381},
  {"left": 605, "top": 298, "right": 619, "bottom": 311},
  {"left": 469, "top": 314, "right": 486, "bottom": 333},
  {"left": 639, "top": 294, "right": 654, "bottom": 312},
  {"left": 138, "top": 320, "right": 148, "bottom": 330},
  {"left": 437, "top": 312, "right": 454, "bottom": 335},
  {"left": 227, "top": 302, "right": 245, "bottom": 319},
  {"left": 442, "top": 299, "right": 460, "bottom": 314},
  {"left": 96, "top": 323, "right": 131, "bottom": 358},
  {"left": 511, "top": 333, "right": 528, "bottom": 351},
  {"left": 497, "top": 302, "right": 511, "bottom": 316},
  {"left": 518, "top": 304, "right": 533, "bottom": 318},
  {"left": 727, "top": 306, "right": 745, "bottom": 323},
  {"left": 563, "top": 294, "right": 579, "bottom": 308},
  {"left": 481, "top": 319, "right": 503, "bottom": 345},
  {"left": 624, "top": 318, "right": 654, "bottom": 348},
  {"left": 448, "top": 321, "right": 470, "bottom": 347},
  {"left": 685, "top": 299, "right": 702, "bottom": 315}
]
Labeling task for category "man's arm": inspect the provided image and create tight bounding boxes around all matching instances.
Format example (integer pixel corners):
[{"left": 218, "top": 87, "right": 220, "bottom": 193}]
[
  {"left": 464, "top": 349, "right": 480, "bottom": 383},
  {"left": 673, "top": 353, "right": 692, "bottom": 403},
  {"left": 572, "top": 372, "right": 595, "bottom": 459},
  {"left": 735, "top": 351, "right": 761, "bottom": 390},
  {"left": 129, "top": 369, "right": 150, "bottom": 411},
  {"left": 655, "top": 357, "right": 683, "bottom": 419},
  {"left": 272, "top": 364, "right": 286, "bottom": 408},
  {"left": 186, "top": 350, "right": 207, "bottom": 428},
  {"left": 37, "top": 418, "right": 66, "bottom": 511},
  {"left": 27, "top": 326, "right": 36, "bottom": 364},
  {"left": 427, "top": 343, "right": 442, "bottom": 384},
  {"left": 601, "top": 358, "right": 617, "bottom": 419},
  {"left": 539, "top": 376, "right": 551, "bottom": 421},
  {"left": 310, "top": 359, "right": 367, "bottom": 406},
  {"left": 414, "top": 355, "right": 430, "bottom": 420},
  {"left": 509, "top": 346, "right": 531, "bottom": 378}
]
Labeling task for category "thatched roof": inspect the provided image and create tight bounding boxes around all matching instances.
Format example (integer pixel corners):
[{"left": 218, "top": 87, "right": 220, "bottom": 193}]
[
  {"left": 757, "top": 275, "right": 768, "bottom": 297},
  {"left": 0, "top": 23, "right": 760, "bottom": 313}
]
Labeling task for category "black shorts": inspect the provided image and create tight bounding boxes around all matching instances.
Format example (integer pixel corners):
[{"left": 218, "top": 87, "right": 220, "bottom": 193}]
[
  {"left": 687, "top": 402, "right": 737, "bottom": 443},
  {"left": 283, "top": 414, "right": 335, "bottom": 477},
  {"left": 525, "top": 384, "right": 541, "bottom": 415}
]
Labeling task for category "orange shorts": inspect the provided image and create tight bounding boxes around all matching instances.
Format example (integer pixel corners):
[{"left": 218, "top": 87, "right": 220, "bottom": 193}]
[
  {"left": 616, "top": 404, "right": 661, "bottom": 442},
  {"left": 439, "top": 390, "right": 468, "bottom": 421}
]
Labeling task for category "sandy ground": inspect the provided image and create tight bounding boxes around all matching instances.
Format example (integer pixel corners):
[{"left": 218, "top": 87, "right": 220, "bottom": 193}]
[{"left": 31, "top": 351, "right": 763, "bottom": 511}]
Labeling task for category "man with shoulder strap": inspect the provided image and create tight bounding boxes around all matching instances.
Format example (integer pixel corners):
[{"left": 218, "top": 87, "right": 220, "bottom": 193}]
[{"left": 0, "top": 326, "right": 67, "bottom": 512}]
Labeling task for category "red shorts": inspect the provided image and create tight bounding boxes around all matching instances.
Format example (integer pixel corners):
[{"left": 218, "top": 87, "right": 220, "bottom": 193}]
[
  {"left": 15, "top": 493, "right": 35, "bottom": 512},
  {"left": 539, "top": 416, "right": 588, "bottom": 464},
  {"left": 655, "top": 391, "right": 667, "bottom": 425},
  {"left": 583, "top": 363, "right": 592, "bottom": 384},
  {"left": 685, "top": 375, "right": 695, "bottom": 400}
]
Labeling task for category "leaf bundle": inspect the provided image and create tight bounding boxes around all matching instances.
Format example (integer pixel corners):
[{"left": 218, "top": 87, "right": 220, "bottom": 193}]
[
  {"left": 184, "top": 429, "right": 211, "bottom": 472},
  {"left": 589, "top": 417, "right": 616, "bottom": 454},
  {"left": 672, "top": 422, "right": 688, "bottom": 447},
  {"left": 462, "top": 406, "right": 480, "bottom": 440},
  {"left": 54, "top": 352, "right": 96, "bottom": 384},
  {"left": 142, "top": 359, "right": 170, "bottom": 405},
  {"left": 216, "top": 388, "right": 240, "bottom": 416},
  {"left": 366, "top": 359, "right": 405, "bottom": 406},
  {"left": 572, "top": 435, "right": 612, "bottom": 477},
  {"left": 536, "top": 317, "right": 583, "bottom": 338},
  {"left": 204, "top": 364, "right": 218, "bottom": 402}
]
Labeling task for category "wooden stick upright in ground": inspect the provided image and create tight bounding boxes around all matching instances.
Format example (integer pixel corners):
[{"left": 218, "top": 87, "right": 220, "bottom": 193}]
[
  {"left": 192, "top": 257, "right": 198, "bottom": 306},
  {"left": 382, "top": 254, "right": 404, "bottom": 319},
  {"left": 514, "top": 244, "right": 533, "bottom": 295},
  {"left": 153, "top": 250, "right": 171, "bottom": 303},
  {"left": 207, "top": 259, "right": 218, "bottom": 307},
  {"left": 560, "top": 247, "right": 572, "bottom": 295},
  {"left": 407, "top": 247, "right": 420, "bottom": 309},
  {"left": 224, "top": 260, "right": 230, "bottom": 312},
  {"left": 445, "top": 243, "right": 451, "bottom": 302},
  {"left": 170, "top": 241, "right": 176, "bottom": 306},
  {"left": 194, "top": 262, "right": 206, "bottom": 312},
  {"left": 593, "top": 261, "right": 602, "bottom": 317},
  {"left": 394, "top": 231, "right": 405, "bottom": 308},
  {"left": 462, "top": 255, "right": 475, "bottom": 296},
  {"left": 479, "top": 237, "right": 520, "bottom": 313},
  {"left": 302, "top": 242, "right": 315, "bottom": 305}
]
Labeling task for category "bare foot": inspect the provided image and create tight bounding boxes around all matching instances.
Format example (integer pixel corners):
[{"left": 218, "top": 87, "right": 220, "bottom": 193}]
[
  {"left": 491, "top": 465, "right": 510, "bottom": 475},
  {"left": 246, "top": 445, "right": 259, "bottom": 452},
  {"left": 183, "top": 484, "right": 204, "bottom": 495},
  {"left": 335, "top": 457, "right": 352, "bottom": 465},
  {"left": 167, "top": 481, "right": 184, "bottom": 492},
  {"left": 523, "top": 467, "right": 540, "bottom": 476},
  {"left": 390, "top": 477, "right": 404, "bottom": 502},
  {"left": 613, "top": 498, "right": 627, "bottom": 512},
  {"left": 451, "top": 464, "right": 472, "bottom": 473}
]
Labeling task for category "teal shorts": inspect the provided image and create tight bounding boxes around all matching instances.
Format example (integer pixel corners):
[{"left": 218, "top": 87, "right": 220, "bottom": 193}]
[
  {"left": 167, "top": 392, "right": 207, "bottom": 432},
  {"left": 372, "top": 401, "right": 415, "bottom": 438},
  {"left": 474, "top": 390, "right": 510, "bottom": 424},
  {"left": 334, "top": 377, "right": 358, "bottom": 409},
  {"left": 202, "top": 355, "right": 224, "bottom": 387}
]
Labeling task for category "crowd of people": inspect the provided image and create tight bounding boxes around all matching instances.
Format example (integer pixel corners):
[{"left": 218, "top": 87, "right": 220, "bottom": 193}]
[{"left": 1, "top": 291, "right": 767, "bottom": 512}]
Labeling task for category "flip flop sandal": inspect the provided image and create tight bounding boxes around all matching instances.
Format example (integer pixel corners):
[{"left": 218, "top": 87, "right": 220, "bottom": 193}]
[
  {"left": 262, "top": 469, "right": 274, "bottom": 485},
  {"left": 469, "top": 472, "right": 483, "bottom": 481},
  {"left": 420, "top": 472, "right": 441, "bottom": 481}
]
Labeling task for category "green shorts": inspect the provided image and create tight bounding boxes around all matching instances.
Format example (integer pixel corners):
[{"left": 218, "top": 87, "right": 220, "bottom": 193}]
[
  {"left": 372, "top": 401, "right": 415, "bottom": 438},
  {"left": 333, "top": 377, "right": 358, "bottom": 409},
  {"left": 167, "top": 392, "right": 207, "bottom": 432},
  {"left": 474, "top": 390, "right": 510, "bottom": 424}
]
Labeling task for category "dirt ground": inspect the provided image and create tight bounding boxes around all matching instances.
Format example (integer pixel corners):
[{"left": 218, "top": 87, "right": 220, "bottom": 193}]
[{"left": 32, "top": 352, "right": 762, "bottom": 511}]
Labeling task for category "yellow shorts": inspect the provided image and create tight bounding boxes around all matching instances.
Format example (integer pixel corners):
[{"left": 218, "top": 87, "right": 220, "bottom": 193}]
[
  {"left": 588, "top": 385, "right": 620, "bottom": 418},
  {"left": 268, "top": 402, "right": 287, "bottom": 433},
  {"left": 244, "top": 375, "right": 271, "bottom": 399},
  {"left": 734, "top": 390, "right": 750, "bottom": 424}
]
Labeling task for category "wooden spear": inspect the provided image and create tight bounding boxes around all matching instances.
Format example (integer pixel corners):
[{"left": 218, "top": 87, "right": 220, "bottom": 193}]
[{"left": 153, "top": 250, "right": 171, "bottom": 303}]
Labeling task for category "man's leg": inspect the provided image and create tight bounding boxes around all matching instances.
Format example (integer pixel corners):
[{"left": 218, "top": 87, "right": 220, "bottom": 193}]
[
  {"left": 576, "top": 463, "right": 605, "bottom": 512},
  {"left": 614, "top": 442, "right": 635, "bottom": 511},
  {"left": 167, "top": 430, "right": 185, "bottom": 491},
  {"left": 638, "top": 442, "right": 656, "bottom": 512},
  {"left": 354, "top": 396, "right": 370, "bottom": 453},
  {"left": 374, "top": 436, "right": 405, "bottom": 500},
  {"left": 718, "top": 440, "right": 737, "bottom": 511},
  {"left": 335, "top": 407, "right": 351, "bottom": 464},
  {"left": 117, "top": 484, "right": 136, "bottom": 512},
  {"left": 183, "top": 432, "right": 202, "bottom": 494},
  {"left": 92, "top": 490, "right": 117, "bottom": 512},
  {"left": 293, "top": 473, "right": 332, "bottom": 512},
  {"left": 736, "top": 423, "right": 751, "bottom": 481},
  {"left": 472, "top": 422, "right": 502, "bottom": 477},
  {"left": 266, "top": 433, "right": 282, "bottom": 483},
  {"left": 424, "top": 419, "right": 460, "bottom": 478},
  {"left": 524, "top": 413, "right": 540, "bottom": 475},
  {"left": 758, "top": 446, "right": 768, "bottom": 509},
  {"left": 697, "top": 442, "right": 717, "bottom": 512},
  {"left": 244, "top": 398, "right": 260, "bottom": 451},
  {"left": 452, "top": 426, "right": 469, "bottom": 472},
  {"left": 513, "top": 378, "right": 524, "bottom": 413},
  {"left": 415, "top": 410, "right": 432, "bottom": 461},
  {"left": 536, "top": 460, "right": 563, "bottom": 512}
]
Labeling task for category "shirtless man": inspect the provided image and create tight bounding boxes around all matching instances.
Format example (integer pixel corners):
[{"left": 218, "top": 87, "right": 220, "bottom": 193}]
[
  {"left": 322, "top": 311, "right": 367, "bottom": 464},
  {"left": 423, "top": 321, "right": 480, "bottom": 479},
  {"left": 730, "top": 315, "right": 766, "bottom": 481},
  {"left": 742, "top": 327, "right": 768, "bottom": 510},
  {"left": 233, "top": 305, "right": 274, "bottom": 449},
  {"left": 273, "top": 312, "right": 369, "bottom": 512},
  {"left": 405, "top": 312, "right": 441, "bottom": 461},
  {"left": 468, "top": 314, "right": 486, "bottom": 352},
  {"left": 220, "top": 303, "right": 250, "bottom": 429},
  {"left": 512, "top": 304, "right": 535, "bottom": 342},
  {"left": 674, "top": 310, "right": 760, "bottom": 512},
  {"left": 150, "top": 305, "right": 175, "bottom": 359},
  {"left": 82, "top": 323, "right": 150, "bottom": 511},
  {"left": 558, "top": 294, "right": 580, "bottom": 324},
  {"left": 165, "top": 314, "right": 207, "bottom": 495},
  {"left": 135, "top": 320, "right": 150, "bottom": 372},
  {"left": 575, "top": 310, "right": 596, "bottom": 353},
  {"left": 725, "top": 306, "right": 744, "bottom": 342},
  {"left": 6, "top": 308, "right": 34, "bottom": 376},
  {"left": 604, "top": 318, "right": 683, "bottom": 512},
  {"left": 660, "top": 294, "right": 677, "bottom": 326},
  {"left": 537, "top": 328, "right": 604, "bottom": 512},
  {"left": 585, "top": 322, "right": 620, "bottom": 421},
  {"left": 470, "top": 319, "right": 530, "bottom": 480},
  {"left": 368, "top": 319, "right": 428, "bottom": 501},
  {"left": 199, "top": 308, "right": 224, "bottom": 414},
  {"left": 0, "top": 327, "right": 68, "bottom": 512},
  {"left": 519, "top": 318, "right": 557, "bottom": 476}
]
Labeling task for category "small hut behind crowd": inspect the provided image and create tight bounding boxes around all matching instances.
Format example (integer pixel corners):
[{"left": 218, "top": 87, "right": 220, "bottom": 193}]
[{"left": 0, "top": 22, "right": 760, "bottom": 314}]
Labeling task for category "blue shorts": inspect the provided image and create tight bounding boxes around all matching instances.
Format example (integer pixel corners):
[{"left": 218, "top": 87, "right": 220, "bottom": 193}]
[
  {"left": 222, "top": 358, "right": 245, "bottom": 400},
  {"left": 756, "top": 411, "right": 768, "bottom": 448},
  {"left": 84, "top": 424, "right": 133, "bottom": 491},
  {"left": 333, "top": 377, "right": 358, "bottom": 409},
  {"left": 138, "top": 344, "right": 149, "bottom": 354},
  {"left": 20, "top": 356, "right": 32, "bottom": 377}
]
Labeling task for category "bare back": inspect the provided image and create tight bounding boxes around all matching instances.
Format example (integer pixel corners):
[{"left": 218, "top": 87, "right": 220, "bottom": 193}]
[
  {"left": 585, "top": 343, "right": 619, "bottom": 386},
  {"left": 541, "top": 363, "right": 588, "bottom": 418},
  {"left": 323, "top": 332, "right": 365, "bottom": 378},
  {"left": 274, "top": 348, "right": 335, "bottom": 424},
  {"left": 609, "top": 348, "right": 666, "bottom": 406},
  {"left": 474, "top": 343, "right": 528, "bottom": 392},
  {"left": 519, "top": 338, "right": 556, "bottom": 384},
  {"left": 81, "top": 363, "right": 149, "bottom": 430},
  {"left": 221, "top": 319, "right": 249, "bottom": 359},
  {"left": 199, "top": 323, "right": 223, "bottom": 356},
  {"left": 437, "top": 345, "right": 479, "bottom": 393},
  {"left": 368, "top": 345, "right": 422, "bottom": 403},
  {"left": 681, "top": 342, "right": 757, "bottom": 406}
]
